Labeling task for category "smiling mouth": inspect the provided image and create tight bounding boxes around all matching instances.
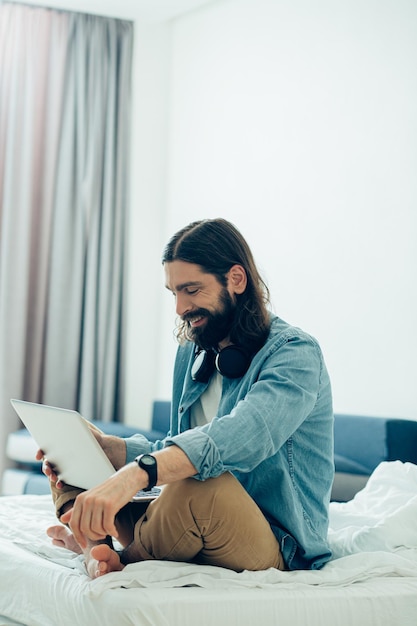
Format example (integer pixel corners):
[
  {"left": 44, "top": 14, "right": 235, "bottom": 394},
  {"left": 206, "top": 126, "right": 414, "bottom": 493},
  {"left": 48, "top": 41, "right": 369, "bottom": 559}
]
[{"left": 187, "top": 315, "right": 206, "bottom": 327}]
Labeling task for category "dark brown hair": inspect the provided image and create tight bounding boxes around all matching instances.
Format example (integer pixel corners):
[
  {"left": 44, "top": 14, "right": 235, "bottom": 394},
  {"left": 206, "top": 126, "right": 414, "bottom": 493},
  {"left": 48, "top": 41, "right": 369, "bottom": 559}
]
[{"left": 162, "top": 218, "right": 271, "bottom": 352}]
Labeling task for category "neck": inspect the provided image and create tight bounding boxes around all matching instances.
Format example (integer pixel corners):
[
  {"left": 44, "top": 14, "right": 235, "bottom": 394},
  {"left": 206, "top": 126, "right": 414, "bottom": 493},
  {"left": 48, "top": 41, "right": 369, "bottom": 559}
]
[{"left": 217, "top": 336, "right": 231, "bottom": 351}]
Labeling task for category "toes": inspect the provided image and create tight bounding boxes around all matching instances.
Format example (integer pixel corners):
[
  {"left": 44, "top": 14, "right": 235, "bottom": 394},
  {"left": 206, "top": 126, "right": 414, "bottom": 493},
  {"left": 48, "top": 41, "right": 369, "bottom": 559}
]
[
  {"left": 46, "top": 524, "right": 82, "bottom": 554},
  {"left": 89, "top": 544, "right": 123, "bottom": 576},
  {"left": 47, "top": 525, "right": 69, "bottom": 540}
]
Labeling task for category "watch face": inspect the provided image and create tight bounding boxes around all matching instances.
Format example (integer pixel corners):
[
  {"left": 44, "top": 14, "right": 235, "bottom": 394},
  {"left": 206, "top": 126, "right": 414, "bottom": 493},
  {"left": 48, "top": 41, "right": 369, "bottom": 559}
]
[{"left": 137, "top": 454, "right": 157, "bottom": 491}]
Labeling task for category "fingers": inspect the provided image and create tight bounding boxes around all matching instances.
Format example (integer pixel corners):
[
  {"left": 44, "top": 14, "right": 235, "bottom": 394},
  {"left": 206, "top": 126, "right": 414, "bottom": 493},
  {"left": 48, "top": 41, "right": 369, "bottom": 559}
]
[
  {"left": 38, "top": 454, "right": 63, "bottom": 488},
  {"left": 59, "top": 466, "right": 137, "bottom": 548},
  {"left": 61, "top": 493, "right": 119, "bottom": 550},
  {"left": 42, "top": 459, "right": 58, "bottom": 482}
]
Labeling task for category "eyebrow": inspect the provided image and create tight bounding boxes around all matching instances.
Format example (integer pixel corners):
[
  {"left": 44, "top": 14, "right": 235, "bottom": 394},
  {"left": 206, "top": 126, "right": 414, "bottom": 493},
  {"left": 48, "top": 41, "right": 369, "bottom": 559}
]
[{"left": 165, "top": 280, "right": 202, "bottom": 293}]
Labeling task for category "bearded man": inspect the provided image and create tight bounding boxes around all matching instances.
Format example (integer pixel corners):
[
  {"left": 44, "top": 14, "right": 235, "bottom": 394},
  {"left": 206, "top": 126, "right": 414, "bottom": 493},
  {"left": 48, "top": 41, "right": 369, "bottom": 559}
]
[{"left": 41, "top": 218, "right": 334, "bottom": 578}]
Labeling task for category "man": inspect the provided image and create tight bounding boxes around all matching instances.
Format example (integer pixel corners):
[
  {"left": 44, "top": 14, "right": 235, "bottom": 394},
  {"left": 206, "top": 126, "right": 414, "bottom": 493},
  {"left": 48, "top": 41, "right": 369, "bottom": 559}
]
[{"left": 41, "top": 218, "right": 334, "bottom": 579}]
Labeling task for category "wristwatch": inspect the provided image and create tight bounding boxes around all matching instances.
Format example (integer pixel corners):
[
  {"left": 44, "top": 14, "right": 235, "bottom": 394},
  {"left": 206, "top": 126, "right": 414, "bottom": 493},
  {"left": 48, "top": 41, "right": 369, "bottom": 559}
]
[{"left": 135, "top": 454, "right": 158, "bottom": 491}]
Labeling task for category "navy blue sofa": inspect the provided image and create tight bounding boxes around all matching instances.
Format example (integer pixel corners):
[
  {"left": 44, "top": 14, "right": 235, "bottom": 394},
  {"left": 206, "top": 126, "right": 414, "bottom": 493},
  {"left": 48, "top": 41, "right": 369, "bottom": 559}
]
[{"left": 332, "top": 413, "right": 417, "bottom": 501}]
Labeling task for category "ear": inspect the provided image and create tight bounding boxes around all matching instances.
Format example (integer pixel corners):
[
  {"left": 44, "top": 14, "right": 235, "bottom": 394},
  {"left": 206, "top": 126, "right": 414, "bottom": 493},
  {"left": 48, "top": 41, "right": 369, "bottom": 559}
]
[{"left": 227, "top": 264, "right": 247, "bottom": 295}]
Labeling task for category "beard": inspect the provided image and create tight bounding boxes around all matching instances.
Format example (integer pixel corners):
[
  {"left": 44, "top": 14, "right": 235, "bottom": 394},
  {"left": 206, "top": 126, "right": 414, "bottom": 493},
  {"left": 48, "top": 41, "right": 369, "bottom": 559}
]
[{"left": 183, "top": 288, "right": 236, "bottom": 351}]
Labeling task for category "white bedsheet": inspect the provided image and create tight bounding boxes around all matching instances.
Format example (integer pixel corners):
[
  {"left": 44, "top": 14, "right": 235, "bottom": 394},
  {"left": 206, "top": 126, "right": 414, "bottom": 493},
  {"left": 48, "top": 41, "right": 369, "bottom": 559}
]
[
  {"left": 1, "top": 461, "right": 417, "bottom": 626},
  {"left": 329, "top": 460, "right": 417, "bottom": 557}
]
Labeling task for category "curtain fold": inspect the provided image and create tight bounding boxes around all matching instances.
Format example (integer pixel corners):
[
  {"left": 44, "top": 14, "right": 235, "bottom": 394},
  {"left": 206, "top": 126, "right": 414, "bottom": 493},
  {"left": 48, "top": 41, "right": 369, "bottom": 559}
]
[{"left": 0, "top": 2, "right": 133, "bottom": 481}]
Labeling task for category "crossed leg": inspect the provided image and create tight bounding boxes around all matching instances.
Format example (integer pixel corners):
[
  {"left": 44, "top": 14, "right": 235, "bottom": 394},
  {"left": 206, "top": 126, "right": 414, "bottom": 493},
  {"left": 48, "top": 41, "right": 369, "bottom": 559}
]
[
  {"left": 48, "top": 473, "right": 283, "bottom": 578},
  {"left": 47, "top": 499, "right": 147, "bottom": 578}
]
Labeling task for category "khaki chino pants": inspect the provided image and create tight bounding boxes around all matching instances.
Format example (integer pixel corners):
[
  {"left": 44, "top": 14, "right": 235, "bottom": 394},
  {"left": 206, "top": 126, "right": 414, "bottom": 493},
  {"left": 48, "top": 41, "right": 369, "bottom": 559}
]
[{"left": 51, "top": 470, "right": 283, "bottom": 572}]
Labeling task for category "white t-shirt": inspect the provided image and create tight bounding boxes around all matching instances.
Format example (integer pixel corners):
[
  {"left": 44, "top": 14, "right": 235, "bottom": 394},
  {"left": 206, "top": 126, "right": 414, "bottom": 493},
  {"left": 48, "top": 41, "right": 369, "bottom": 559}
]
[{"left": 190, "top": 371, "right": 222, "bottom": 428}]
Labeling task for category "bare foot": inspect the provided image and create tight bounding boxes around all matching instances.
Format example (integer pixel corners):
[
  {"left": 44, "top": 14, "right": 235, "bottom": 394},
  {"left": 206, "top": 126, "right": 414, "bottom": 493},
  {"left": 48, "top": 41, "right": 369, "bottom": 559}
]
[
  {"left": 47, "top": 525, "right": 83, "bottom": 554},
  {"left": 87, "top": 543, "right": 125, "bottom": 579},
  {"left": 47, "top": 525, "right": 125, "bottom": 579}
]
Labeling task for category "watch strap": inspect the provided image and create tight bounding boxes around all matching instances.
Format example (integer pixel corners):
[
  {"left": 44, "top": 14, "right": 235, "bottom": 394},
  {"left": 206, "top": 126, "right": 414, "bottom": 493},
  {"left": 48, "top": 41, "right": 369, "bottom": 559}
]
[{"left": 135, "top": 454, "right": 157, "bottom": 491}]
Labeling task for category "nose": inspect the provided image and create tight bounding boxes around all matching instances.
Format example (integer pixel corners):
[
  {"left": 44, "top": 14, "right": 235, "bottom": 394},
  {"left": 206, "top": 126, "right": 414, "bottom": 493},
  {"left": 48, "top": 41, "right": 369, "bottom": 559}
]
[{"left": 175, "top": 292, "right": 192, "bottom": 317}]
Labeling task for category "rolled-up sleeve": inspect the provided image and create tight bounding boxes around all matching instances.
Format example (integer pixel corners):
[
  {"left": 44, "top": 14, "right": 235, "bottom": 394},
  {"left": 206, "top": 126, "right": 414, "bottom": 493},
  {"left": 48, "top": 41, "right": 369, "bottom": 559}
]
[
  {"left": 165, "top": 429, "right": 224, "bottom": 480},
  {"left": 124, "top": 434, "right": 166, "bottom": 463}
]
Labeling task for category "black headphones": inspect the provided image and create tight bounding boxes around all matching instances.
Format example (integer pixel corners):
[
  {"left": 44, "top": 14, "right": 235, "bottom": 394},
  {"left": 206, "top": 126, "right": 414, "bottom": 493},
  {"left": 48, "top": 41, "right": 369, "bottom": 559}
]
[{"left": 191, "top": 345, "right": 251, "bottom": 382}]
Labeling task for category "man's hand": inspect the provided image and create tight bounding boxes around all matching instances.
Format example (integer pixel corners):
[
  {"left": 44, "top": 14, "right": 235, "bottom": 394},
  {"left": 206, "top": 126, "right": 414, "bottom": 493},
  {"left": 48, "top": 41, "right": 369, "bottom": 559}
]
[
  {"left": 59, "top": 445, "right": 197, "bottom": 549},
  {"left": 60, "top": 462, "right": 145, "bottom": 549},
  {"left": 35, "top": 449, "right": 63, "bottom": 487}
]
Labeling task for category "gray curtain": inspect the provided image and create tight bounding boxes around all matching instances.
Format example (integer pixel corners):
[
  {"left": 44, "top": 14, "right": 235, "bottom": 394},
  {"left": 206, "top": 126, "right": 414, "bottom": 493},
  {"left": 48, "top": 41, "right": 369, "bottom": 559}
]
[{"left": 0, "top": 2, "right": 133, "bottom": 479}]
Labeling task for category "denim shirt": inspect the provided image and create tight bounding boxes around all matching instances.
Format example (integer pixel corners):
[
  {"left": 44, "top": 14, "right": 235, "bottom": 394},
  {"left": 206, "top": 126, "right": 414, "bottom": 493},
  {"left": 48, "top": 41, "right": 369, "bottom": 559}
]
[{"left": 125, "top": 314, "right": 334, "bottom": 570}]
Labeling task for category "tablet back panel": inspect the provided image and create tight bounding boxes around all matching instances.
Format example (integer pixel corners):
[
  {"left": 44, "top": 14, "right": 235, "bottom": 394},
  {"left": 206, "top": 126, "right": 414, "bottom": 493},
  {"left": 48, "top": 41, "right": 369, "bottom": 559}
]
[{"left": 10, "top": 399, "right": 115, "bottom": 491}]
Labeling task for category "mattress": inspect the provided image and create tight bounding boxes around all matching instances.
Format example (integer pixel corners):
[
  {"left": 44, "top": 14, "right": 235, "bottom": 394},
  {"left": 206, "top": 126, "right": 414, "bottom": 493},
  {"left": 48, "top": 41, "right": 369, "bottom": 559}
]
[{"left": 0, "top": 461, "right": 417, "bottom": 626}]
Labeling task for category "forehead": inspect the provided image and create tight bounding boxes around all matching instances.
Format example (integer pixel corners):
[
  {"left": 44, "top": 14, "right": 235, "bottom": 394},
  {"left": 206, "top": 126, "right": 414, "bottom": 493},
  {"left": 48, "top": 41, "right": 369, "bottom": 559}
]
[{"left": 164, "top": 260, "right": 214, "bottom": 291}]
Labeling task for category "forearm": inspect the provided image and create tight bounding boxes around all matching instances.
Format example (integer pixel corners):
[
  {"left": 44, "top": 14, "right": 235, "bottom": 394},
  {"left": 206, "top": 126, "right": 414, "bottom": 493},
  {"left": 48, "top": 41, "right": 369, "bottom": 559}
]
[
  {"left": 149, "top": 445, "right": 197, "bottom": 486},
  {"left": 86, "top": 440, "right": 196, "bottom": 499},
  {"left": 97, "top": 433, "right": 127, "bottom": 470},
  {"left": 116, "top": 444, "right": 197, "bottom": 495},
  {"left": 85, "top": 420, "right": 127, "bottom": 470}
]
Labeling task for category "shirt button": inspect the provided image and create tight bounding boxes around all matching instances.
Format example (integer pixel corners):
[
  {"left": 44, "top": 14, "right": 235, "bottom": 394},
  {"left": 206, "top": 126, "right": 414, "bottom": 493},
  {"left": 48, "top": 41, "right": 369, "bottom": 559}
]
[{"left": 179, "top": 406, "right": 184, "bottom": 413}]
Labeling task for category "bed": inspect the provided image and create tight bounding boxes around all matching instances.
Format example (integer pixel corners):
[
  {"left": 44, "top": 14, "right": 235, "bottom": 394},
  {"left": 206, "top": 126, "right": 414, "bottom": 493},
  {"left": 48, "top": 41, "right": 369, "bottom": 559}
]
[{"left": 1, "top": 415, "right": 417, "bottom": 625}]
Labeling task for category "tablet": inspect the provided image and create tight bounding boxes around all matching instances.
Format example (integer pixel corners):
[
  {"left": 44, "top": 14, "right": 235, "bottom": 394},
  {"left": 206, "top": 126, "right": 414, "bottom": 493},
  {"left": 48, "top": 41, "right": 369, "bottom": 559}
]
[{"left": 10, "top": 399, "right": 160, "bottom": 501}]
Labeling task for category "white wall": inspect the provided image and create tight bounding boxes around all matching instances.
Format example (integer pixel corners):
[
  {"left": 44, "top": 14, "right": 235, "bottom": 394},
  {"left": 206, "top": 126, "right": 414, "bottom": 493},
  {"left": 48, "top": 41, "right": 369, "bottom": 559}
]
[{"left": 125, "top": 0, "right": 417, "bottom": 426}]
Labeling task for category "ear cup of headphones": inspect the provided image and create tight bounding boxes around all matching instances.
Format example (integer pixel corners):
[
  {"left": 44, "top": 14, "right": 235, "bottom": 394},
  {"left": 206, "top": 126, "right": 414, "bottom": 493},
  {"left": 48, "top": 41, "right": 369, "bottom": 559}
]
[
  {"left": 192, "top": 345, "right": 251, "bottom": 382},
  {"left": 215, "top": 345, "right": 250, "bottom": 379},
  {"left": 191, "top": 349, "right": 216, "bottom": 382}
]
